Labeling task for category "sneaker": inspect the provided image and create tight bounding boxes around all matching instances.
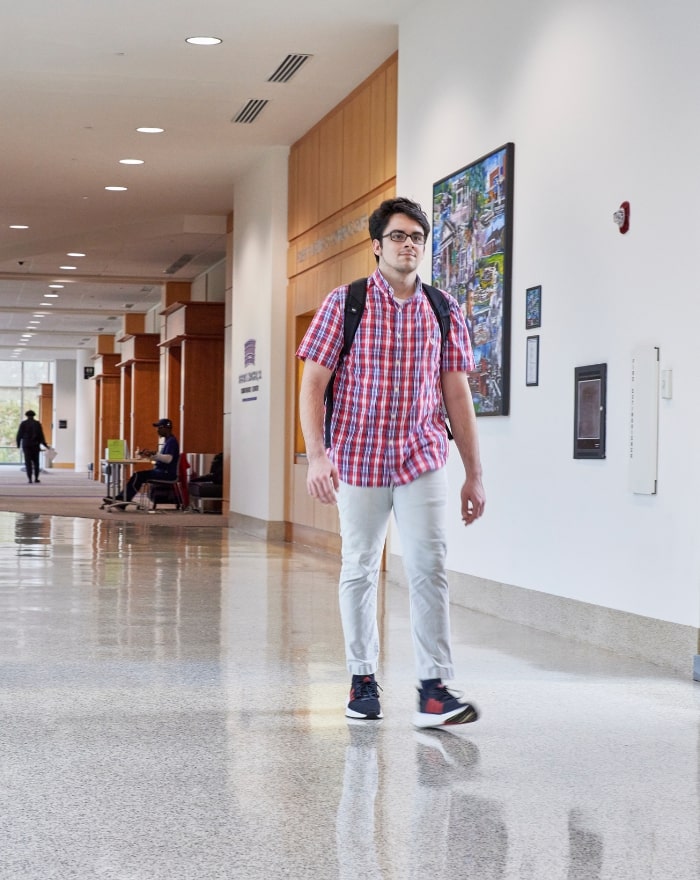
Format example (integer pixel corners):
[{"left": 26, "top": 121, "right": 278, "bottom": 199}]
[
  {"left": 413, "top": 681, "right": 478, "bottom": 728},
  {"left": 346, "top": 675, "right": 383, "bottom": 720}
]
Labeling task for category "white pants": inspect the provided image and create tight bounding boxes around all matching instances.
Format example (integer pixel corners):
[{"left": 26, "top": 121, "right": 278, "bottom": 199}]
[{"left": 337, "top": 467, "right": 454, "bottom": 681}]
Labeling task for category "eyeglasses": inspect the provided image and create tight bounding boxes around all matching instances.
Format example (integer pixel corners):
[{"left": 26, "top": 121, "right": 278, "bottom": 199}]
[{"left": 382, "top": 230, "right": 427, "bottom": 245}]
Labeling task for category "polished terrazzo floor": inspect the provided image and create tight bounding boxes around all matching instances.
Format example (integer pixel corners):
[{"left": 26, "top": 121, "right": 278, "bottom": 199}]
[{"left": 0, "top": 509, "right": 698, "bottom": 879}]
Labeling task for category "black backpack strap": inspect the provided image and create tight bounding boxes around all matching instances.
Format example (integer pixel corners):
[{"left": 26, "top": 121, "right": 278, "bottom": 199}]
[
  {"left": 422, "top": 283, "right": 455, "bottom": 440},
  {"left": 323, "top": 278, "right": 368, "bottom": 448},
  {"left": 421, "top": 283, "right": 452, "bottom": 350}
]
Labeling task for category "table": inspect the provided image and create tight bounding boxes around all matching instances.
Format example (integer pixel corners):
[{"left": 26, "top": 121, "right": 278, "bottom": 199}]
[{"left": 99, "top": 458, "right": 149, "bottom": 508}]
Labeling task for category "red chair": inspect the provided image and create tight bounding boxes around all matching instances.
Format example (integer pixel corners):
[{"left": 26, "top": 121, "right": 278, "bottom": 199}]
[{"left": 143, "top": 454, "right": 190, "bottom": 511}]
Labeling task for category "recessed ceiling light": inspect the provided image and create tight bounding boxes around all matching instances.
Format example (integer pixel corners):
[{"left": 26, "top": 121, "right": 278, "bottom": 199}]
[
  {"left": 136, "top": 127, "right": 164, "bottom": 134},
  {"left": 67, "top": 252, "right": 85, "bottom": 257},
  {"left": 186, "top": 36, "right": 222, "bottom": 45},
  {"left": 59, "top": 265, "right": 77, "bottom": 270},
  {"left": 105, "top": 186, "right": 127, "bottom": 192},
  {"left": 45, "top": 294, "right": 59, "bottom": 298},
  {"left": 119, "top": 159, "right": 144, "bottom": 165},
  {"left": 22, "top": 334, "right": 33, "bottom": 338},
  {"left": 9, "top": 224, "right": 29, "bottom": 229},
  {"left": 49, "top": 284, "right": 64, "bottom": 289}
]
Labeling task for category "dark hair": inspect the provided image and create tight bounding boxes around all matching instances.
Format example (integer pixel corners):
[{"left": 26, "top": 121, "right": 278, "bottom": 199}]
[
  {"left": 25, "top": 410, "right": 36, "bottom": 418},
  {"left": 368, "top": 197, "right": 431, "bottom": 245}
]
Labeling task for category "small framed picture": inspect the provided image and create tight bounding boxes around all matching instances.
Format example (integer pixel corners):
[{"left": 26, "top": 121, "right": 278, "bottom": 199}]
[
  {"left": 526, "top": 335, "right": 539, "bottom": 386},
  {"left": 526, "top": 285, "right": 542, "bottom": 329}
]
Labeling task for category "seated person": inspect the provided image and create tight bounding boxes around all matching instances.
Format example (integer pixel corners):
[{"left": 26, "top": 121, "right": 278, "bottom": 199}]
[{"left": 105, "top": 419, "right": 179, "bottom": 508}]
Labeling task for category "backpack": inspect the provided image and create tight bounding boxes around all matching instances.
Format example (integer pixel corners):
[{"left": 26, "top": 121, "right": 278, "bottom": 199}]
[{"left": 323, "top": 277, "right": 453, "bottom": 448}]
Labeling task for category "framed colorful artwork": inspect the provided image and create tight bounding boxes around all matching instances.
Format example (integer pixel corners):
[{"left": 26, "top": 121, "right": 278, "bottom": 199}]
[
  {"left": 526, "top": 285, "right": 542, "bottom": 329},
  {"left": 432, "top": 143, "right": 515, "bottom": 415}
]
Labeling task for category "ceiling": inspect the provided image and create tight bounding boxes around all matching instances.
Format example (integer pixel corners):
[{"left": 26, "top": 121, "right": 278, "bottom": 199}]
[{"left": 0, "top": 1, "right": 408, "bottom": 361}]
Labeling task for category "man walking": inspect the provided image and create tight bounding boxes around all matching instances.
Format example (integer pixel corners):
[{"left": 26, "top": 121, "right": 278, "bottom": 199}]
[
  {"left": 16, "top": 410, "right": 49, "bottom": 484},
  {"left": 297, "top": 197, "right": 485, "bottom": 728}
]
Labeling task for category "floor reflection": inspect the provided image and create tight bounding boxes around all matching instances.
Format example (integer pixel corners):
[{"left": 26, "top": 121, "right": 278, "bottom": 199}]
[{"left": 0, "top": 509, "right": 697, "bottom": 879}]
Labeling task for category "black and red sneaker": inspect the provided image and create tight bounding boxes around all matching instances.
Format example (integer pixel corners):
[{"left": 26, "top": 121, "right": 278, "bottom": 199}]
[
  {"left": 413, "top": 681, "right": 478, "bottom": 728},
  {"left": 346, "top": 674, "right": 383, "bottom": 720}
]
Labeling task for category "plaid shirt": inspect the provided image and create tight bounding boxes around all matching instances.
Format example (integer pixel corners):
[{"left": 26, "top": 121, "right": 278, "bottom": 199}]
[{"left": 297, "top": 269, "right": 474, "bottom": 487}]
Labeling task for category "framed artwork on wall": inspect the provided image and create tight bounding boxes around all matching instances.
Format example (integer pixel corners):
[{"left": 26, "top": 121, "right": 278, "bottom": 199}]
[
  {"left": 526, "top": 285, "right": 542, "bottom": 329},
  {"left": 432, "top": 142, "right": 515, "bottom": 416},
  {"left": 573, "top": 363, "right": 607, "bottom": 459},
  {"left": 526, "top": 335, "right": 539, "bottom": 386}
]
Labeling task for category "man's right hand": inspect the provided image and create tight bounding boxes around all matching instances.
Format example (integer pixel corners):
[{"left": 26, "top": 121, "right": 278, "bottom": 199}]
[{"left": 306, "top": 454, "right": 339, "bottom": 505}]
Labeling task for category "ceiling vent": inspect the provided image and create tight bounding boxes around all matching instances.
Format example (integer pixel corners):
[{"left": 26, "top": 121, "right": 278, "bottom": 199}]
[
  {"left": 232, "top": 99, "right": 268, "bottom": 124},
  {"left": 164, "top": 254, "right": 194, "bottom": 275},
  {"left": 267, "top": 54, "right": 312, "bottom": 83}
]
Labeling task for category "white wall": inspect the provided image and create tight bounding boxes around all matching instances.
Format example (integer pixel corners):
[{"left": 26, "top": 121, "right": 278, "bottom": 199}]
[
  {"left": 229, "top": 148, "right": 289, "bottom": 524},
  {"left": 396, "top": 0, "right": 700, "bottom": 628},
  {"left": 74, "top": 350, "right": 95, "bottom": 473},
  {"left": 52, "top": 359, "right": 76, "bottom": 466}
]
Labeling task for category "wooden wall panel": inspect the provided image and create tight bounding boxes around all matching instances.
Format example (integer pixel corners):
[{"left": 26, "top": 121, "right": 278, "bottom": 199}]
[
  {"left": 369, "top": 70, "right": 387, "bottom": 187},
  {"left": 180, "top": 337, "right": 224, "bottom": 453},
  {"left": 318, "top": 109, "right": 344, "bottom": 221},
  {"left": 341, "top": 89, "right": 372, "bottom": 207},
  {"left": 384, "top": 59, "right": 398, "bottom": 182},
  {"left": 288, "top": 143, "right": 300, "bottom": 239},
  {"left": 295, "top": 129, "right": 320, "bottom": 236}
]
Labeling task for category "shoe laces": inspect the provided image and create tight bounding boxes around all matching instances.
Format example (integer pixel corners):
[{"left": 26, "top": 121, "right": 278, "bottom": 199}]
[
  {"left": 353, "top": 677, "right": 382, "bottom": 700},
  {"left": 422, "top": 683, "right": 463, "bottom": 704}
]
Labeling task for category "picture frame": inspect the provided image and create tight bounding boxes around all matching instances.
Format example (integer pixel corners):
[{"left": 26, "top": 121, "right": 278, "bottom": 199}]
[
  {"left": 525, "top": 285, "right": 542, "bottom": 329},
  {"left": 432, "top": 142, "right": 515, "bottom": 416},
  {"left": 526, "top": 335, "right": 539, "bottom": 386},
  {"left": 573, "top": 363, "right": 607, "bottom": 459}
]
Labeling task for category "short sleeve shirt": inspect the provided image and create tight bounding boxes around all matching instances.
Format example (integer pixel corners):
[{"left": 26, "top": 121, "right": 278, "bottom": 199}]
[{"left": 296, "top": 269, "right": 474, "bottom": 487}]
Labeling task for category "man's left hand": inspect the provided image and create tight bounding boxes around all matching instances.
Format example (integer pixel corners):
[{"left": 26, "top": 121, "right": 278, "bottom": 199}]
[{"left": 461, "top": 476, "right": 485, "bottom": 526}]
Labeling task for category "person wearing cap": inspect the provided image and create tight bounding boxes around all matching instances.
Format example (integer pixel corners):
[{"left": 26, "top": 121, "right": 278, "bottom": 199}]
[
  {"left": 105, "top": 418, "right": 179, "bottom": 508},
  {"left": 16, "top": 409, "right": 50, "bottom": 484}
]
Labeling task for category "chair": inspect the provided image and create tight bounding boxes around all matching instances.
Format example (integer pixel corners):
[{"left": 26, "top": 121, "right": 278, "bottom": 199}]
[{"left": 140, "top": 455, "right": 190, "bottom": 512}]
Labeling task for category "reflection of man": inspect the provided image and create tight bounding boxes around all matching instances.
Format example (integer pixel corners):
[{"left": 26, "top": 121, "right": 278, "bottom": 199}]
[
  {"left": 16, "top": 410, "right": 49, "bottom": 484},
  {"left": 105, "top": 419, "right": 179, "bottom": 509}
]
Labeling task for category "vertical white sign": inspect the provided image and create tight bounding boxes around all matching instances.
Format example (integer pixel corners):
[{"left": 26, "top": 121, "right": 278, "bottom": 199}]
[{"left": 629, "top": 346, "right": 659, "bottom": 494}]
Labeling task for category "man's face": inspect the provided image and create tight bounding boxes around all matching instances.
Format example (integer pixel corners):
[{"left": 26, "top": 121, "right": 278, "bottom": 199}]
[{"left": 372, "top": 213, "right": 426, "bottom": 277}]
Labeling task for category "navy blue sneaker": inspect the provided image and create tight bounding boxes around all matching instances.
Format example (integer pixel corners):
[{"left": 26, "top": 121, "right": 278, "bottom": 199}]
[
  {"left": 413, "top": 681, "right": 478, "bottom": 728},
  {"left": 346, "top": 674, "right": 383, "bottom": 720}
]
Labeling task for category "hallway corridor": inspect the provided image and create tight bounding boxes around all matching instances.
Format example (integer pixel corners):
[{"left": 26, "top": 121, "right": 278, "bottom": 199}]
[{"left": 0, "top": 509, "right": 698, "bottom": 879}]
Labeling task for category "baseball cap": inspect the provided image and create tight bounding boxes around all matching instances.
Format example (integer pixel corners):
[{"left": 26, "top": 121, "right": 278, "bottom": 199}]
[{"left": 153, "top": 418, "right": 173, "bottom": 428}]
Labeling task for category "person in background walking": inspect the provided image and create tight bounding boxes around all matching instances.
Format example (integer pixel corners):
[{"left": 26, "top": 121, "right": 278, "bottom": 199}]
[{"left": 16, "top": 410, "right": 49, "bottom": 484}]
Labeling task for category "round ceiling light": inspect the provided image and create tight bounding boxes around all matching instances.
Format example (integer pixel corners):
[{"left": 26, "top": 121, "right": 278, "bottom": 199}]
[{"left": 186, "top": 36, "right": 222, "bottom": 45}]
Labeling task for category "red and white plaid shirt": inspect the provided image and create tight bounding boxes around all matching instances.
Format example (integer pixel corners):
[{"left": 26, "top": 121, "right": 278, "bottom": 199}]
[{"left": 297, "top": 269, "right": 474, "bottom": 487}]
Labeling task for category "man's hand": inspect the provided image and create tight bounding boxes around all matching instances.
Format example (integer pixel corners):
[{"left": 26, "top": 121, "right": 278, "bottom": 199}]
[
  {"left": 460, "top": 474, "right": 485, "bottom": 526},
  {"left": 306, "top": 454, "right": 340, "bottom": 505}
]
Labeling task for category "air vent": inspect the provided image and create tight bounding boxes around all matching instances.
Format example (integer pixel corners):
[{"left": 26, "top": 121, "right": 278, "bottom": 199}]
[
  {"left": 232, "top": 99, "right": 268, "bottom": 124},
  {"left": 267, "top": 54, "right": 312, "bottom": 83},
  {"left": 124, "top": 303, "right": 134, "bottom": 309},
  {"left": 164, "top": 254, "right": 194, "bottom": 275}
]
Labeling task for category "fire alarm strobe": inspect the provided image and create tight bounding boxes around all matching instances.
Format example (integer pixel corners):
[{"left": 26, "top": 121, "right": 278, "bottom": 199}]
[{"left": 613, "top": 201, "right": 630, "bottom": 234}]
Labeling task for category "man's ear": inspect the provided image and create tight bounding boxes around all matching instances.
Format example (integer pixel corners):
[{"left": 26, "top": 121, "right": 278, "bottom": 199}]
[{"left": 372, "top": 239, "right": 381, "bottom": 258}]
